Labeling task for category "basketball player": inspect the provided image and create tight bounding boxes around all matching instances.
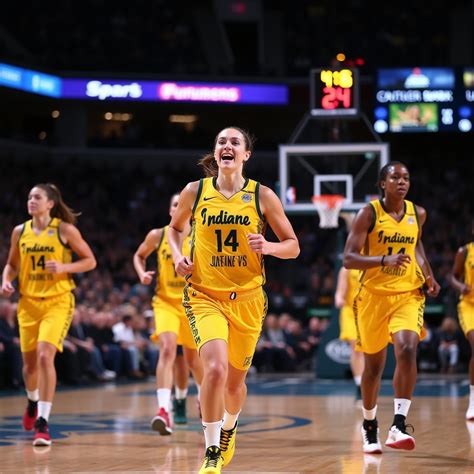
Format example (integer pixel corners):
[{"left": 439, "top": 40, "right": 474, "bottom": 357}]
[
  {"left": 450, "top": 225, "right": 474, "bottom": 420},
  {"left": 133, "top": 193, "right": 203, "bottom": 434},
  {"left": 343, "top": 162, "right": 440, "bottom": 454},
  {"left": 168, "top": 127, "right": 300, "bottom": 473},
  {"left": 1, "top": 183, "right": 96, "bottom": 446},
  {"left": 335, "top": 266, "right": 364, "bottom": 403}
]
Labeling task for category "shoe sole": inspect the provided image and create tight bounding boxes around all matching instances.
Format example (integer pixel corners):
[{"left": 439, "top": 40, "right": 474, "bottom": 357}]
[
  {"left": 151, "top": 416, "right": 172, "bottom": 435},
  {"left": 363, "top": 446, "right": 382, "bottom": 454},
  {"left": 386, "top": 438, "right": 415, "bottom": 450},
  {"left": 467, "top": 416, "right": 474, "bottom": 421},
  {"left": 33, "top": 438, "right": 52, "bottom": 447}
]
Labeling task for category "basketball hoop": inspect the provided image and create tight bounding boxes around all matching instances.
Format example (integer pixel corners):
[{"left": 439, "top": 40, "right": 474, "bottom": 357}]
[{"left": 312, "top": 195, "right": 345, "bottom": 229}]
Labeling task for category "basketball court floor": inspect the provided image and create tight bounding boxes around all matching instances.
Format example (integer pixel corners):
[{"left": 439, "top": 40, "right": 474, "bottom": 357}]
[{"left": 1, "top": 375, "right": 474, "bottom": 473}]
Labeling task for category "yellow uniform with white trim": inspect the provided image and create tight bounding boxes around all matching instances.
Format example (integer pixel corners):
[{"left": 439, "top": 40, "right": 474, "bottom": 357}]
[
  {"left": 151, "top": 226, "right": 195, "bottom": 348},
  {"left": 17, "top": 218, "right": 75, "bottom": 352},
  {"left": 183, "top": 177, "right": 268, "bottom": 370},
  {"left": 354, "top": 199, "right": 426, "bottom": 354},
  {"left": 339, "top": 268, "right": 361, "bottom": 341},
  {"left": 458, "top": 242, "right": 474, "bottom": 336}
]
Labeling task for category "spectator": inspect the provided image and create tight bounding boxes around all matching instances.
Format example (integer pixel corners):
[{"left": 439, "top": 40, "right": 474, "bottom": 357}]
[{"left": 0, "top": 300, "right": 22, "bottom": 388}]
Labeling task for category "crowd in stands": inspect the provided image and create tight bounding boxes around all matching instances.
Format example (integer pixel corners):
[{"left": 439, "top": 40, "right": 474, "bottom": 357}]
[{"left": 0, "top": 1, "right": 457, "bottom": 77}]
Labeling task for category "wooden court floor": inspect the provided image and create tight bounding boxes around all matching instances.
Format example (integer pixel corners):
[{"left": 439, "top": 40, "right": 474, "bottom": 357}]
[{"left": 1, "top": 376, "right": 474, "bottom": 473}]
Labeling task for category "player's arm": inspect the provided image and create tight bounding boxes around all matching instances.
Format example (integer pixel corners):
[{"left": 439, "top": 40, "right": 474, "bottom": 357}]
[
  {"left": 1, "top": 225, "right": 22, "bottom": 296},
  {"left": 168, "top": 182, "right": 198, "bottom": 276},
  {"left": 334, "top": 267, "right": 348, "bottom": 309},
  {"left": 248, "top": 185, "right": 299, "bottom": 259},
  {"left": 47, "top": 223, "right": 96, "bottom": 274},
  {"left": 414, "top": 205, "right": 440, "bottom": 297},
  {"left": 450, "top": 245, "right": 470, "bottom": 295},
  {"left": 343, "top": 206, "right": 411, "bottom": 270},
  {"left": 133, "top": 228, "right": 162, "bottom": 285}
]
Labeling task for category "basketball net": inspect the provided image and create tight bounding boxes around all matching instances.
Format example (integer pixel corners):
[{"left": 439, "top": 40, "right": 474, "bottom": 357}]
[{"left": 312, "top": 195, "right": 345, "bottom": 229}]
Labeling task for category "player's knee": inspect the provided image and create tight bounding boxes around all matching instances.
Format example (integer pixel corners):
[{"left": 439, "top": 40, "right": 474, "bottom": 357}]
[
  {"left": 23, "top": 361, "right": 37, "bottom": 377},
  {"left": 160, "top": 344, "right": 176, "bottom": 362},
  {"left": 364, "top": 363, "right": 384, "bottom": 380},
  {"left": 205, "top": 360, "right": 227, "bottom": 384},
  {"left": 397, "top": 343, "right": 417, "bottom": 362},
  {"left": 226, "top": 381, "right": 246, "bottom": 397},
  {"left": 37, "top": 349, "right": 55, "bottom": 369}
]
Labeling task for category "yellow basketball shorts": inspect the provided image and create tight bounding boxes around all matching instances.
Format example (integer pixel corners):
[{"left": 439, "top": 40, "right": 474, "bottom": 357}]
[
  {"left": 151, "top": 296, "right": 196, "bottom": 349},
  {"left": 354, "top": 287, "right": 426, "bottom": 354},
  {"left": 458, "top": 299, "right": 474, "bottom": 336},
  {"left": 182, "top": 284, "right": 268, "bottom": 371},
  {"left": 17, "top": 292, "right": 75, "bottom": 353},
  {"left": 339, "top": 305, "right": 357, "bottom": 341}
]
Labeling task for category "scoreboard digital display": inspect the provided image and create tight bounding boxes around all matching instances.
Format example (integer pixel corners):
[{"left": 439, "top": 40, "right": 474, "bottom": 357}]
[
  {"left": 374, "top": 67, "right": 473, "bottom": 133},
  {"left": 310, "top": 68, "right": 359, "bottom": 117}
]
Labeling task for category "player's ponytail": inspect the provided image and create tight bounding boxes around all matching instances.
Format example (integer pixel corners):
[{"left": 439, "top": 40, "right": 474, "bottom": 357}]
[{"left": 35, "top": 183, "right": 80, "bottom": 224}]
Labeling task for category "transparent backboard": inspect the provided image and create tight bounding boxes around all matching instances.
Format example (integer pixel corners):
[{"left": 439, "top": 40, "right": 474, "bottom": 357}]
[{"left": 279, "top": 143, "right": 390, "bottom": 214}]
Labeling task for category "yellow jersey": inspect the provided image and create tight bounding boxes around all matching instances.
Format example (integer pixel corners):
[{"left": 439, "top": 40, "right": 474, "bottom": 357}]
[
  {"left": 189, "top": 177, "right": 265, "bottom": 293},
  {"left": 344, "top": 268, "right": 361, "bottom": 308},
  {"left": 155, "top": 226, "right": 191, "bottom": 303},
  {"left": 361, "top": 199, "right": 425, "bottom": 295},
  {"left": 461, "top": 242, "right": 474, "bottom": 304},
  {"left": 18, "top": 218, "right": 75, "bottom": 298}
]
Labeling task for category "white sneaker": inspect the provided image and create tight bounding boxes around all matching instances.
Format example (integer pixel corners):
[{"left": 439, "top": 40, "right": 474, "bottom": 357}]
[
  {"left": 466, "top": 405, "right": 474, "bottom": 421},
  {"left": 102, "top": 370, "right": 116, "bottom": 381},
  {"left": 385, "top": 425, "right": 415, "bottom": 450},
  {"left": 361, "top": 422, "right": 382, "bottom": 454}
]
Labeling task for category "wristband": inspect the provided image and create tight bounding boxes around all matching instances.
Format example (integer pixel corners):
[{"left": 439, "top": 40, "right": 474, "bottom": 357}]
[{"left": 381, "top": 255, "right": 385, "bottom": 267}]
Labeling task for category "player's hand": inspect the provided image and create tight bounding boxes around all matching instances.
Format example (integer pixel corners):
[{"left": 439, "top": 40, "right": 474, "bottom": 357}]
[
  {"left": 461, "top": 284, "right": 472, "bottom": 295},
  {"left": 45, "top": 260, "right": 65, "bottom": 273},
  {"left": 175, "top": 256, "right": 194, "bottom": 277},
  {"left": 384, "top": 254, "right": 411, "bottom": 268},
  {"left": 140, "top": 271, "right": 155, "bottom": 285},
  {"left": 425, "top": 275, "right": 441, "bottom": 297},
  {"left": 247, "top": 234, "right": 272, "bottom": 255},
  {"left": 1, "top": 280, "right": 15, "bottom": 296}
]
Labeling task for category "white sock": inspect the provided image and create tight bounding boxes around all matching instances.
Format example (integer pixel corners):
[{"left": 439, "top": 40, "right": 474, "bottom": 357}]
[
  {"left": 222, "top": 409, "right": 241, "bottom": 430},
  {"left": 354, "top": 375, "right": 362, "bottom": 386},
  {"left": 175, "top": 387, "right": 188, "bottom": 400},
  {"left": 38, "top": 401, "right": 52, "bottom": 421},
  {"left": 157, "top": 388, "right": 171, "bottom": 410},
  {"left": 394, "top": 398, "right": 411, "bottom": 417},
  {"left": 202, "top": 420, "right": 223, "bottom": 449},
  {"left": 470, "top": 385, "right": 474, "bottom": 405},
  {"left": 26, "top": 389, "right": 39, "bottom": 402},
  {"left": 362, "top": 405, "right": 377, "bottom": 420}
]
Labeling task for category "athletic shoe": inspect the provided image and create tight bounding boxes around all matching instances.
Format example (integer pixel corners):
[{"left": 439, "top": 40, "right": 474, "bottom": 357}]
[
  {"left": 173, "top": 398, "right": 187, "bottom": 424},
  {"left": 385, "top": 418, "right": 415, "bottom": 450},
  {"left": 151, "top": 407, "right": 173, "bottom": 435},
  {"left": 466, "top": 405, "right": 474, "bottom": 421},
  {"left": 220, "top": 422, "right": 238, "bottom": 466},
  {"left": 33, "top": 417, "right": 52, "bottom": 446},
  {"left": 23, "top": 400, "right": 38, "bottom": 431},
  {"left": 361, "top": 419, "right": 382, "bottom": 454},
  {"left": 198, "top": 445, "right": 223, "bottom": 474}
]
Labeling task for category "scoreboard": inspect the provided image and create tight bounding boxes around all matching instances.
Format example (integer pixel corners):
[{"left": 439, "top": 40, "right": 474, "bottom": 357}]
[
  {"left": 374, "top": 67, "right": 473, "bottom": 133},
  {"left": 310, "top": 68, "right": 359, "bottom": 117}
]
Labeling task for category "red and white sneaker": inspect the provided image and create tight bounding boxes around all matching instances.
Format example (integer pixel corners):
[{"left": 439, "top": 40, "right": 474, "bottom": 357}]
[
  {"left": 23, "top": 400, "right": 38, "bottom": 431},
  {"left": 151, "top": 407, "right": 173, "bottom": 435},
  {"left": 385, "top": 424, "right": 415, "bottom": 450},
  {"left": 33, "top": 417, "right": 52, "bottom": 446}
]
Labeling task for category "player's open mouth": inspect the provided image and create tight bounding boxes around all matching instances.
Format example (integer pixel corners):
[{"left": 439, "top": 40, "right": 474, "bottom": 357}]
[{"left": 221, "top": 154, "right": 234, "bottom": 161}]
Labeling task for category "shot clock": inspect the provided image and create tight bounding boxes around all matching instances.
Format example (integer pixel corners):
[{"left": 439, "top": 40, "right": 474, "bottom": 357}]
[{"left": 310, "top": 68, "right": 359, "bottom": 117}]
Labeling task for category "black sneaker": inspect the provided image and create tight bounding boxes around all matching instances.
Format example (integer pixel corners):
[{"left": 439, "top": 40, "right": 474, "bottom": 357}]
[{"left": 361, "top": 419, "right": 382, "bottom": 454}]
